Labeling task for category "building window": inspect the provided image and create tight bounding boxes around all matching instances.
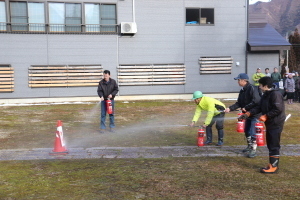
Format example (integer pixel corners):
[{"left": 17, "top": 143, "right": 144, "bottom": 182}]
[
  {"left": 2, "top": 1, "right": 117, "bottom": 34},
  {"left": 66, "top": 3, "right": 82, "bottom": 32},
  {"left": 10, "top": 2, "right": 45, "bottom": 31},
  {"left": 117, "top": 64, "right": 186, "bottom": 86},
  {"left": 0, "top": 65, "right": 14, "bottom": 93},
  {"left": 85, "top": 4, "right": 116, "bottom": 32},
  {"left": 186, "top": 8, "right": 214, "bottom": 25},
  {"left": 29, "top": 65, "right": 103, "bottom": 88},
  {"left": 199, "top": 57, "right": 232, "bottom": 74},
  {"left": 0, "top": 1, "right": 6, "bottom": 31},
  {"left": 49, "top": 2, "right": 82, "bottom": 32}
]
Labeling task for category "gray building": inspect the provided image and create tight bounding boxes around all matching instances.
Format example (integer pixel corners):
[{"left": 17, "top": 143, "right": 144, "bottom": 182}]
[
  {"left": 0, "top": 0, "right": 287, "bottom": 99},
  {"left": 247, "top": 14, "right": 290, "bottom": 85}
]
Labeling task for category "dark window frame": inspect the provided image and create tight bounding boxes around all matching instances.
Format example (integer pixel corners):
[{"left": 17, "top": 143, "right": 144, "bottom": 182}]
[
  {"left": 9, "top": 1, "right": 47, "bottom": 32},
  {"left": 84, "top": 3, "right": 117, "bottom": 33},
  {"left": 186, "top": 7, "right": 214, "bottom": 26},
  {"left": 1, "top": 0, "right": 118, "bottom": 34}
]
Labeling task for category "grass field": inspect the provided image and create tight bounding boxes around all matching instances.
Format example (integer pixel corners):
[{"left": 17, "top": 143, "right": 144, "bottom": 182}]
[{"left": 0, "top": 100, "right": 300, "bottom": 199}]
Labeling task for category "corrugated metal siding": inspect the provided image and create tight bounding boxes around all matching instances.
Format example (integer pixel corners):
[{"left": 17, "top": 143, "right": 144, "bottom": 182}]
[
  {"left": 247, "top": 52, "right": 280, "bottom": 85},
  {"left": 0, "top": 0, "right": 248, "bottom": 98}
]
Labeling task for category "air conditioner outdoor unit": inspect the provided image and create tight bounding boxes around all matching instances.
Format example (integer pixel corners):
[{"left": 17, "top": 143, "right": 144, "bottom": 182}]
[{"left": 120, "top": 22, "right": 137, "bottom": 34}]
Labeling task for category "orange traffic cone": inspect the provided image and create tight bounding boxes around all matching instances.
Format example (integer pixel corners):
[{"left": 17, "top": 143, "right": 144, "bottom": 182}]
[{"left": 49, "top": 120, "right": 68, "bottom": 155}]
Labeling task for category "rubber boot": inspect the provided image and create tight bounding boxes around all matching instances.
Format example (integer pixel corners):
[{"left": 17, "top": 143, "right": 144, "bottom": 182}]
[
  {"left": 242, "top": 136, "right": 252, "bottom": 153},
  {"left": 248, "top": 139, "right": 257, "bottom": 158},
  {"left": 260, "top": 156, "right": 279, "bottom": 173},
  {"left": 205, "top": 126, "right": 213, "bottom": 145},
  {"left": 216, "top": 129, "right": 224, "bottom": 146}
]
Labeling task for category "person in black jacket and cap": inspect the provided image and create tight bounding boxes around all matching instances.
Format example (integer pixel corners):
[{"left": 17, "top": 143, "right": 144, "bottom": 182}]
[
  {"left": 239, "top": 76, "right": 285, "bottom": 173},
  {"left": 225, "top": 73, "right": 261, "bottom": 158},
  {"left": 97, "top": 70, "right": 119, "bottom": 133}
]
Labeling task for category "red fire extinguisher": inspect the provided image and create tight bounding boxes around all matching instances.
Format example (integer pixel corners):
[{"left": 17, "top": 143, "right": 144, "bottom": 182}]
[
  {"left": 255, "top": 122, "right": 265, "bottom": 146},
  {"left": 197, "top": 127, "right": 205, "bottom": 147},
  {"left": 106, "top": 99, "right": 113, "bottom": 114},
  {"left": 237, "top": 113, "right": 245, "bottom": 133}
]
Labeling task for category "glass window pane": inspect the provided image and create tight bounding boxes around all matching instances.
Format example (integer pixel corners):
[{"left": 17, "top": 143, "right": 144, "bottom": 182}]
[
  {"left": 85, "top": 3, "right": 100, "bottom": 32},
  {"left": 101, "top": 4, "right": 116, "bottom": 32},
  {"left": 49, "top": 3, "right": 65, "bottom": 32},
  {"left": 186, "top": 9, "right": 199, "bottom": 24},
  {"left": 0, "top": 1, "right": 6, "bottom": 31},
  {"left": 10, "top": 2, "right": 28, "bottom": 31},
  {"left": 28, "top": 2, "right": 45, "bottom": 31},
  {"left": 101, "top": 4, "right": 116, "bottom": 19},
  {"left": 66, "top": 3, "right": 81, "bottom": 32},
  {"left": 201, "top": 8, "right": 214, "bottom": 24}
]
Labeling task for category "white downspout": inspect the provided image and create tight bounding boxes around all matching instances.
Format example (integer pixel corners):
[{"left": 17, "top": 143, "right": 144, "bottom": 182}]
[{"left": 133, "top": 0, "right": 135, "bottom": 22}]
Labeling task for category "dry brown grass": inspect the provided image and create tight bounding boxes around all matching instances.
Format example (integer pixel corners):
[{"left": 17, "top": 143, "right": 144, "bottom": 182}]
[{"left": 0, "top": 100, "right": 299, "bottom": 149}]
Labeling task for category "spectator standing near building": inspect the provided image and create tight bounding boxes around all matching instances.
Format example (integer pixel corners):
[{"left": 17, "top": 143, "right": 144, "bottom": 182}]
[
  {"left": 190, "top": 91, "right": 226, "bottom": 146},
  {"left": 224, "top": 73, "right": 261, "bottom": 158},
  {"left": 282, "top": 73, "right": 288, "bottom": 99},
  {"left": 239, "top": 76, "right": 285, "bottom": 173},
  {"left": 97, "top": 70, "right": 119, "bottom": 133},
  {"left": 293, "top": 72, "right": 299, "bottom": 102},
  {"left": 271, "top": 67, "right": 281, "bottom": 89},
  {"left": 252, "top": 68, "right": 265, "bottom": 86},
  {"left": 285, "top": 73, "right": 295, "bottom": 104},
  {"left": 265, "top": 68, "right": 271, "bottom": 77}
]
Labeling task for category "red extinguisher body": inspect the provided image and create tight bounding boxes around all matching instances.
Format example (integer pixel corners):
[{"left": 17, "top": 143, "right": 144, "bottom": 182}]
[
  {"left": 106, "top": 99, "right": 113, "bottom": 114},
  {"left": 197, "top": 128, "right": 205, "bottom": 147},
  {"left": 237, "top": 113, "right": 245, "bottom": 133},
  {"left": 255, "top": 122, "right": 265, "bottom": 146}
]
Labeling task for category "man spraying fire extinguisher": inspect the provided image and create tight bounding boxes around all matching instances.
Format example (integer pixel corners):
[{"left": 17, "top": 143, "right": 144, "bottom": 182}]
[
  {"left": 239, "top": 76, "right": 285, "bottom": 174},
  {"left": 97, "top": 70, "right": 119, "bottom": 133},
  {"left": 224, "top": 73, "right": 262, "bottom": 158},
  {"left": 190, "top": 91, "right": 226, "bottom": 146}
]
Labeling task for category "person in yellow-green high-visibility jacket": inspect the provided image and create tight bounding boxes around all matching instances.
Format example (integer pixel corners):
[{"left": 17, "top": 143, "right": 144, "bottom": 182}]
[{"left": 190, "top": 91, "right": 226, "bottom": 146}]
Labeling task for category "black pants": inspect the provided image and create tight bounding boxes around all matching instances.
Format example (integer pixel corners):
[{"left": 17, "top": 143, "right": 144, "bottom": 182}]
[
  {"left": 266, "top": 127, "right": 282, "bottom": 156},
  {"left": 206, "top": 112, "right": 225, "bottom": 142},
  {"left": 294, "top": 89, "right": 299, "bottom": 101}
]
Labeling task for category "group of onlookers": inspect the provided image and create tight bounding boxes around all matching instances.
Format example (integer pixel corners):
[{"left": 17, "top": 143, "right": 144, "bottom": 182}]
[{"left": 253, "top": 67, "right": 300, "bottom": 104}]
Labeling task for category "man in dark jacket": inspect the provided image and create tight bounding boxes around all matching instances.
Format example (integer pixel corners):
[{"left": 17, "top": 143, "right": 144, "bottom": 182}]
[
  {"left": 225, "top": 73, "right": 261, "bottom": 158},
  {"left": 97, "top": 70, "right": 119, "bottom": 133},
  {"left": 239, "top": 76, "right": 285, "bottom": 173}
]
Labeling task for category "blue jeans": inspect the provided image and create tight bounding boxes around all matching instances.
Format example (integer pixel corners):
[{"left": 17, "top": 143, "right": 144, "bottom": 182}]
[
  {"left": 244, "top": 117, "right": 257, "bottom": 140},
  {"left": 100, "top": 100, "right": 115, "bottom": 129}
]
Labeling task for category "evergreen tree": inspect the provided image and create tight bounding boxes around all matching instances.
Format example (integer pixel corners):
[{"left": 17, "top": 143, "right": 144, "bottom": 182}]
[{"left": 288, "top": 28, "right": 300, "bottom": 72}]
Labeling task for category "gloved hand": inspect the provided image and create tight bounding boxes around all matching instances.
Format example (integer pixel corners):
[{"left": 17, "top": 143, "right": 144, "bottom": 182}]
[
  {"left": 238, "top": 112, "right": 250, "bottom": 120},
  {"left": 259, "top": 114, "right": 267, "bottom": 122}
]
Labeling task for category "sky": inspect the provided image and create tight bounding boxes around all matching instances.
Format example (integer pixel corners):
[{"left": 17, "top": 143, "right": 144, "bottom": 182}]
[{"left": 249, "top": 0, "right": 271, "bottom": 4}]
